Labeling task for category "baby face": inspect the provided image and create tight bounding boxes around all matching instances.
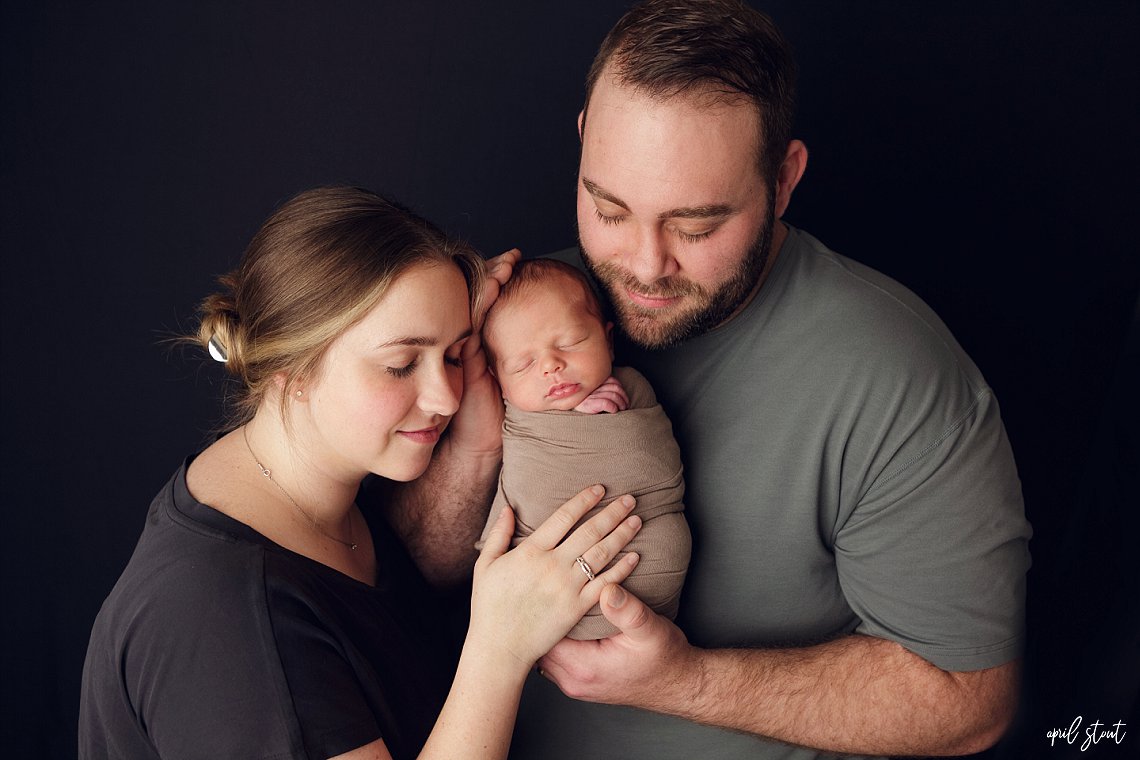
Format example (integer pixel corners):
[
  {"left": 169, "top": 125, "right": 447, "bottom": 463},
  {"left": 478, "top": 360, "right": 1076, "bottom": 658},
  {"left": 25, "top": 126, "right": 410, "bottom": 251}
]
[{"left": 485, "top": 281, "right": 613, "bottom": 412}]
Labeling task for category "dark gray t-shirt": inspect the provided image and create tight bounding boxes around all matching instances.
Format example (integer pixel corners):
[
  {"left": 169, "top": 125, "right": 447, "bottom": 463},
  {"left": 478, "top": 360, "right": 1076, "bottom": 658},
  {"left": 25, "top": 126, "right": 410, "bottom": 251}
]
[
  {"left": 512, "top": 227, "right": 1031, "bottom": 759},
  {"left": 79, "top": 461, "right": 456, "bottom": 760}
]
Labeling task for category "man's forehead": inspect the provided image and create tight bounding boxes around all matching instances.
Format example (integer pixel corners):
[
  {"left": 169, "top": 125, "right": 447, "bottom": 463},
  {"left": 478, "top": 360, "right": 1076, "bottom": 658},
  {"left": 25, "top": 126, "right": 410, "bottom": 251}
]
[{"left": 581, "top": 76, "right": 765, "bottom": 189}]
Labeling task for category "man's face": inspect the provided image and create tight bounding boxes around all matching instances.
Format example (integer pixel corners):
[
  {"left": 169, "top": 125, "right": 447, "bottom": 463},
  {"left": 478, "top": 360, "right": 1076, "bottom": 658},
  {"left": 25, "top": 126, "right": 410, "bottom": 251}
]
[{"left": 577, "top": 75, "right": 776, "bottom": 349}]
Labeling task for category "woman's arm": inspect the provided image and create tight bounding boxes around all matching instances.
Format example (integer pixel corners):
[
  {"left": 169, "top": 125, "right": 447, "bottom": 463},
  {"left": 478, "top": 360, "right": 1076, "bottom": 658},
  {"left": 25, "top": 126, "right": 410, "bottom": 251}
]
[{"left": 338, "top": 483, "right": 643, "bottom": 760}]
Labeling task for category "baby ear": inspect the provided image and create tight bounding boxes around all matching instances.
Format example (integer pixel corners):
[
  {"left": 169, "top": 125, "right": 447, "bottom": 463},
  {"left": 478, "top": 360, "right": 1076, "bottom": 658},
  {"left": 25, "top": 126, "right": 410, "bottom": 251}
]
[{"left": 605, "top": 321, "right": 615, "bottom": 358}]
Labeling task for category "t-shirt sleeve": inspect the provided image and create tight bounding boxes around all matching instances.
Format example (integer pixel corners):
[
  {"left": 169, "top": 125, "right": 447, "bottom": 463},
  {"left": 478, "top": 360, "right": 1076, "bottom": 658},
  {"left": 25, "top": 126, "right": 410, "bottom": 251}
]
[
  {"left": 126, "top": 552, "right": 311, "bottom": 759},
  {"left": 131, "top": 549, "right": 382, "bottom": 759},
  {"left": 268, "top": 583, "right": 384, "bottom": 758},
  {"left": 833, "top": 386, "right": 1031, "bottom": 671}
]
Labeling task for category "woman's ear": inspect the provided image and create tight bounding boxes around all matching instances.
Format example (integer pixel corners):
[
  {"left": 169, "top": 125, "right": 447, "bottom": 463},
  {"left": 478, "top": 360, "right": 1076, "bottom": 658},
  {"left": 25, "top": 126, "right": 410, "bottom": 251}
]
[{"left": 274, "top": 372, "right": 309, "bottom": 402}]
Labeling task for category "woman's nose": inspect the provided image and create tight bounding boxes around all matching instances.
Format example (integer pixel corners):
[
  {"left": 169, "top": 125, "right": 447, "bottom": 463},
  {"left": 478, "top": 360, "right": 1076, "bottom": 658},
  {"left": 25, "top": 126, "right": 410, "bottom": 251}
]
[{"left": 419, "top": 361, "right": 462, "bottom": 417}]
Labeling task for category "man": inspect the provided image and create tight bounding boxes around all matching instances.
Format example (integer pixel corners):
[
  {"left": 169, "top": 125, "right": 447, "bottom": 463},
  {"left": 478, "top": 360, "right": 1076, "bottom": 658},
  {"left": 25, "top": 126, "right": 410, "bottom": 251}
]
[{"left": 501, "top": 1, "right": 1031, "bottom": 758}]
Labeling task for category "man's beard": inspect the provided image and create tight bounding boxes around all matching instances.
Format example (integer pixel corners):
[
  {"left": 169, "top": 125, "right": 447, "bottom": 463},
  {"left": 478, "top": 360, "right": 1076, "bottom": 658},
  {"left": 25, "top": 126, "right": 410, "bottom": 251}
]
[{"left": 580, "top": 206, "right": 775, "bottom": 350}]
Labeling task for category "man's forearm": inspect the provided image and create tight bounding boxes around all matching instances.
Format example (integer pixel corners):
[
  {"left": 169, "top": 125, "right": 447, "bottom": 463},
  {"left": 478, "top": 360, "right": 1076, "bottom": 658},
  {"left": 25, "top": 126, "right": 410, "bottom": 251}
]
[
  {"left": 385, "top": 435, "right": 500, "bottom": 587},
  {"left": 654, "top": 634, "right": 1017, "bottom": 756}
]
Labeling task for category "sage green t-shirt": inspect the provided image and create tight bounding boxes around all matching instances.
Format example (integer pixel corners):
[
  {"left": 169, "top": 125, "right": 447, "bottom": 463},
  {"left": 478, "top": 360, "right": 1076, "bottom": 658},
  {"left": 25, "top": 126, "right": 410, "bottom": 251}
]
[{"left": 511, "top": 226, "right": 1030, "bottom": 760}]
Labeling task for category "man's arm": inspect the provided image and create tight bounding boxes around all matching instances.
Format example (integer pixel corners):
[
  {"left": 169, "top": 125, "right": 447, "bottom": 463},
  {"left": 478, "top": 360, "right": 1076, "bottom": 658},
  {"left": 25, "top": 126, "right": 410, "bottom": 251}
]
[
  {"left": 540, "top": 584, "right": 1018, "bottom": 757},
  {"left": 383, "top": 250, "right": 520, "bottom": 587}
]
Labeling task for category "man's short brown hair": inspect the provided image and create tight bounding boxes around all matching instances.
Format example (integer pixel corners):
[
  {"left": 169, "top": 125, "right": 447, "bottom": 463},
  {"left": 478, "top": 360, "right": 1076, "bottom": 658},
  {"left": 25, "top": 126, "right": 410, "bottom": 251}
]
[{"left": 583, "top": 0, "right": 796, "bottom": 184}]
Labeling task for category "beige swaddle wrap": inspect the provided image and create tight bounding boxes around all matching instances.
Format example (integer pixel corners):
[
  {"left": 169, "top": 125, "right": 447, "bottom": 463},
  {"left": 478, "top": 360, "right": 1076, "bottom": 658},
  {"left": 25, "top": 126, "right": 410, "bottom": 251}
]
[{"left": 478, "top": 365, "right": 690, "bottom": 639}]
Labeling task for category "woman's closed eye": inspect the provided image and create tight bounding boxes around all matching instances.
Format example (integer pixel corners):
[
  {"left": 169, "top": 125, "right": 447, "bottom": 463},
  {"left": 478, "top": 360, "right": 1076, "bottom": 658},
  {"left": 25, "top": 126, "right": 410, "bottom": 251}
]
[{"left": 386, "top": 357, "right": 419, "bottom": 378}]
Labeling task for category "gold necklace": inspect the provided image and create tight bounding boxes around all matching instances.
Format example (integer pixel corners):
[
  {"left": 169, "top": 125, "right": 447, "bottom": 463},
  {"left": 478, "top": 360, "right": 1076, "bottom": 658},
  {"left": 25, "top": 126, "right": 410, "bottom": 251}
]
[{"left": 242, "top": 426, "right": 357, "bottom": 551}]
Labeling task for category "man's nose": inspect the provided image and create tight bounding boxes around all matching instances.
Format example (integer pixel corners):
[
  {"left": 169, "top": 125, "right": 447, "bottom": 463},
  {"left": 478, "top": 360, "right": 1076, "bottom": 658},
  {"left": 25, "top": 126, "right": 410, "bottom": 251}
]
[{"left": 624, "top": 225, "right": 677, "bottom": 283}]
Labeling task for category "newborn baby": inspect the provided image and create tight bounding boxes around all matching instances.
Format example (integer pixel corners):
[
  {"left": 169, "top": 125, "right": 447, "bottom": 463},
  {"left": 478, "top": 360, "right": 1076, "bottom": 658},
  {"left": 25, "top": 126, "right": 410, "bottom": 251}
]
[{"left": 478, "top": 258, "right": 690, "bottom": 639}]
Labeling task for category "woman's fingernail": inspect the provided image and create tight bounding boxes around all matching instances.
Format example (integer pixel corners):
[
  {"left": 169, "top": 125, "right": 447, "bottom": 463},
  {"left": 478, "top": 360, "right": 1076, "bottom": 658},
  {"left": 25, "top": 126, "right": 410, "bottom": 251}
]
[
  {"left": 608, "top": 585, "right": 627, "bottom": 608},
  {"left": 621, "top": 494, "right": 635, "bottom": 509},
  {"left": 591, "top": 485, "right": 605, "bottom": 496}
]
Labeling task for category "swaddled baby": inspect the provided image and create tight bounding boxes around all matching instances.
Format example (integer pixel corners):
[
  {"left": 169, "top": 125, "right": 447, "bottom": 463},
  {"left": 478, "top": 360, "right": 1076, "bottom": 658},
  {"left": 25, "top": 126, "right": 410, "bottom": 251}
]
[{"left": 477, "top": 258, "right": 690, "bottom": 639}]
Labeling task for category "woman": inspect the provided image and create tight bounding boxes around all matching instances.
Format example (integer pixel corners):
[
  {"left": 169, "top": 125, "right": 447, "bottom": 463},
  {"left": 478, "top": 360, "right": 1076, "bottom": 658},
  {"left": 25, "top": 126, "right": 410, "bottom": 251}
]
[{"left": 79, "top": 187, "right": 643, "bottom": 759}]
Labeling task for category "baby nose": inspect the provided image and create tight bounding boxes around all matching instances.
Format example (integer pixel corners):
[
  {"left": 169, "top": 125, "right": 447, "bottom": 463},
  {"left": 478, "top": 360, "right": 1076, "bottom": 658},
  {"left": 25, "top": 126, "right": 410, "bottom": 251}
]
[{"left": 542, "top": 354, "right": 564, "bottom": 375}]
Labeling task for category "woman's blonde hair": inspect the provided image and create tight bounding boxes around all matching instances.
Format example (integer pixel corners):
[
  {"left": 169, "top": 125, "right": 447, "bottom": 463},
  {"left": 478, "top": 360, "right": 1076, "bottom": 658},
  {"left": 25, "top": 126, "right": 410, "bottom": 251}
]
[{"left": 196, "top": 186, "right": 484, "bottom": 426}]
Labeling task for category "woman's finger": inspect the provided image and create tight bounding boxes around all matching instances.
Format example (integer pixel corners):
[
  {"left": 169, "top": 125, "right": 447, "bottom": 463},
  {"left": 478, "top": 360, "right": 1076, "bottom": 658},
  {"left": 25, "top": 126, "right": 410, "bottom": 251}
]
[
  {"left": 576, "top": 513, "right": 642, "bottom": 581},
  {"left": 596, "top": 552, "right": 640, "bottom": 587},
  {"left": 526, "top": 484, "right": 606, "bottom": 550},
  {"left": 475, "top": 506, "right": 514, "bottom": 570},
  {"left": 557, "top": 493, "right": 637, "bottom": 560}
]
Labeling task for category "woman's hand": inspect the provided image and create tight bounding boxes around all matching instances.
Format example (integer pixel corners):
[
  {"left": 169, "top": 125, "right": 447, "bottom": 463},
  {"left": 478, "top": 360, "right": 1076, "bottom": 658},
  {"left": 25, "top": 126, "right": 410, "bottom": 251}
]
[{"left": 469, "top": 485, "right": 642, "bottom": 671}]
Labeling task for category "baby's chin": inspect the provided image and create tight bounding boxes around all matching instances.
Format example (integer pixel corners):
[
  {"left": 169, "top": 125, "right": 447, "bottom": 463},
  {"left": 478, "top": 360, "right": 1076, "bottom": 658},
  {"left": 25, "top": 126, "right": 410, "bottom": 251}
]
[{"left": 506, "top": 390, "right": 589, "bottom": 413}]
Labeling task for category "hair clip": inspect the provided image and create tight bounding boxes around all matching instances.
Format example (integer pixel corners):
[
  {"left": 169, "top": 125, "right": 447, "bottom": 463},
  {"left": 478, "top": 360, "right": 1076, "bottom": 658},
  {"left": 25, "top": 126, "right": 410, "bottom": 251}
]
[{"left": 207, "top": 335, "right": 228, "bottom": 363}]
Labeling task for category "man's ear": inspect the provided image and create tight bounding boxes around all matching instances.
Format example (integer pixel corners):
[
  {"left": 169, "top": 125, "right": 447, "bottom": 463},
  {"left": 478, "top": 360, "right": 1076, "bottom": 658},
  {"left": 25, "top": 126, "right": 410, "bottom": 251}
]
[
  {"left": 773, "top": 139, "right": 808, "bottom": 219},
  {"left": 577, "top": 110, "right": 585, "bottom": 142}
]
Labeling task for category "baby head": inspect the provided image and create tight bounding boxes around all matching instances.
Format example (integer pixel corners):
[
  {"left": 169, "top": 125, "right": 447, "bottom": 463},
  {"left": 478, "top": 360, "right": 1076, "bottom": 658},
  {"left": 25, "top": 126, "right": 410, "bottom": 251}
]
[{"left": 483, "top": 259, "right": 614, "bottom": 412}]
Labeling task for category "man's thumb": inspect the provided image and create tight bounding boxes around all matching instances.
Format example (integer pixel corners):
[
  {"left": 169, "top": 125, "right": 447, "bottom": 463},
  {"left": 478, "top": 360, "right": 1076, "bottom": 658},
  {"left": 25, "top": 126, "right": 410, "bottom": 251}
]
[{"left": 602, "top": 584, "right": 654, "bottom": 639}]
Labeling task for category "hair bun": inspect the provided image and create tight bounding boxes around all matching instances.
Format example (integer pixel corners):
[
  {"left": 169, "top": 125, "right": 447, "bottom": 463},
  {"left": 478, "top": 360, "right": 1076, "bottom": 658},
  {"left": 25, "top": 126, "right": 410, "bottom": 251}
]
[{"left": 196, "top": 273, "right": 245, "bottom": 377}]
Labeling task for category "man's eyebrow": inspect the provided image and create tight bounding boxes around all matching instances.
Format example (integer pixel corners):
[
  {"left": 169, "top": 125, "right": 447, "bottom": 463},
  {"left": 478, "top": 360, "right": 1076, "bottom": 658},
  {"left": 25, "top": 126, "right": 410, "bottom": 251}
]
[
  {"left": 582, "top": 176, "right": 734, "bottom": 221},
  {"left": 377, "top": 328, "right": 472, "bottom": 350},
  {"left": 582, "top": 177, "right": 629, "bottom": 210},
  {"left": 660, "top": 203, "right": 735, "bottom": 220}
]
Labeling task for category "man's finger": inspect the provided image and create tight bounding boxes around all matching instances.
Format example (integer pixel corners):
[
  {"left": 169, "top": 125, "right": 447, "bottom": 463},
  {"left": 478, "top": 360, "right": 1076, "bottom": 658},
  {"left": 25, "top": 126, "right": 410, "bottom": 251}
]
[{"left": 600, "top": 584, "right": 657, "bottom": 642}]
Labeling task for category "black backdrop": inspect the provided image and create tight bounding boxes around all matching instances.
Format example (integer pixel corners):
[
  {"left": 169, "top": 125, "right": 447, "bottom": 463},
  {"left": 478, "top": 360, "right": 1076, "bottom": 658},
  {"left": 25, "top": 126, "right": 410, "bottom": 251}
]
[{"left": 2, "top": 2, "right": 1137, "bottom": 758}]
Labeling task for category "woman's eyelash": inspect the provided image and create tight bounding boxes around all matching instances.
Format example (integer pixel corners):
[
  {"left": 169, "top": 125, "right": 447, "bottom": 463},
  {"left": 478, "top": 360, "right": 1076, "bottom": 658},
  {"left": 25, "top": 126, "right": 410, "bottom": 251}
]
[
  {"left": 386, "top": 359, "right": 418, "bottom": 378},
  {"left": 445, "top": 355, "right": 463, "bottom": 368}
]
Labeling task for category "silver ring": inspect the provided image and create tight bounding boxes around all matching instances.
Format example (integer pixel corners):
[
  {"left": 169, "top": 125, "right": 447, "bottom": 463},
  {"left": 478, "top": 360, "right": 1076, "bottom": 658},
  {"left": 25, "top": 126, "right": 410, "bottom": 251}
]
[{"left": 575, "top": 556, "right": 596, "bottom": 581}]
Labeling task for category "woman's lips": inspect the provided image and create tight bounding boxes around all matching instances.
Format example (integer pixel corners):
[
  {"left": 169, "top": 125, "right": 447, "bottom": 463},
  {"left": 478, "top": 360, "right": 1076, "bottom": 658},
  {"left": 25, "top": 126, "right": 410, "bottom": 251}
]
[
  {"left": 546, "top": 382, "right": 581, "bottom": 400},
  {"left": 397, "top": 426, "right": 440, "bottom": 444}
]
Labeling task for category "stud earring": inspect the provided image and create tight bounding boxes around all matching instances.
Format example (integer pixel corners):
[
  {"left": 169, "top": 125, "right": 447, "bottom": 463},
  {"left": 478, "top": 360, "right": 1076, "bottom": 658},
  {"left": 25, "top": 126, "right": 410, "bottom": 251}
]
[{"left": 295, "top": 390, "right": 303, "bottom": 397}]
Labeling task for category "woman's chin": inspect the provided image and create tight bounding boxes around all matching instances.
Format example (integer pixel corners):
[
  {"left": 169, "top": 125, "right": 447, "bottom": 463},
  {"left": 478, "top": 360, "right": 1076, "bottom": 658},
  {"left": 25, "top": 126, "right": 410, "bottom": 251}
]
[{"left": 372, "top": 455, "right": 434, "bottom": 483}]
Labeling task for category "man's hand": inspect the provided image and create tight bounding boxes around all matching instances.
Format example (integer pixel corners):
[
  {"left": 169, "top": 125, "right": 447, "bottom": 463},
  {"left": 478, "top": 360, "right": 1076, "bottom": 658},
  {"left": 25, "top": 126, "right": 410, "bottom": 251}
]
[
  {"left": 383, "top": 249, "right": 521, "bottom": 587},
  {"left": 537, "top": 584, "right": 699, "bottom": 711},
  {"left": 573, "top": 375, "right": 630, "bottom": 415},
  {"left": 539, "top": 584, "right": 1018, "bottom": 756},
  {"left": 445, "top": 248, "right": 522, "bottom": 459}
]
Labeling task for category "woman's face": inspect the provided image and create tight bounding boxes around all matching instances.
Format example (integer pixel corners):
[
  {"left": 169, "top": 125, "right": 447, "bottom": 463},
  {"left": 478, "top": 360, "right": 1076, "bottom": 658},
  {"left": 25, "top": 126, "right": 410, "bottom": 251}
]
[{"left": 299, "top": 262, "right": 472, "bottom": 483}]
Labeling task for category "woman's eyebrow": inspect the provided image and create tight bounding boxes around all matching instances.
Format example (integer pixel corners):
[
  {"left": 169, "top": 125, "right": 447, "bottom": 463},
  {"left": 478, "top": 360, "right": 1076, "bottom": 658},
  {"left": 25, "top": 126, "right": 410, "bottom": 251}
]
[{"left": 376, "top": 328, "right": 472, "bottom": 350}]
